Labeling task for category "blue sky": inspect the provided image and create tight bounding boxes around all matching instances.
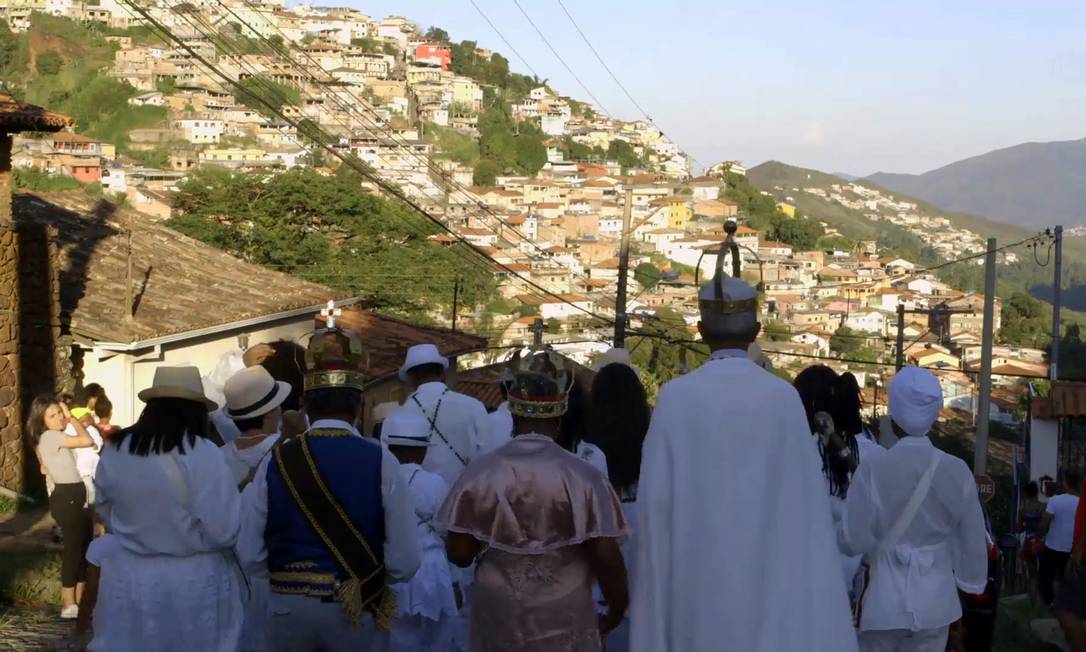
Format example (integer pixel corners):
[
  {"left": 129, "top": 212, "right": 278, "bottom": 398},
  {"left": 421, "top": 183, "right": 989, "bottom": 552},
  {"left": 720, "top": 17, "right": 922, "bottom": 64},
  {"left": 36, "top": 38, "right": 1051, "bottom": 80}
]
[{"left": 331, "top": 0, "right": 1086, "bottom": 175}]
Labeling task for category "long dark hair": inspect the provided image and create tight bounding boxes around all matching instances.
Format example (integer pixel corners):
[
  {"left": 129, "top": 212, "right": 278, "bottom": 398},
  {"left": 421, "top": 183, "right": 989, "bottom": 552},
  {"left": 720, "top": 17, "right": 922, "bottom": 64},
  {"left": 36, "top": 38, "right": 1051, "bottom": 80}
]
[
  {"left": 558, "top": 378, "right": 588, "bottom": 453},
  {"left": 793, "top": 365, "right": 860, "bottom": 498},
  {"left": 587, "top": 363, "right": 650, "bottom": 492},
  {"left": 25, "top": 393, "right": 60, "bottom": 444},
  {"left": 113, "top": 398, "right": 211, "bottom": 456}
]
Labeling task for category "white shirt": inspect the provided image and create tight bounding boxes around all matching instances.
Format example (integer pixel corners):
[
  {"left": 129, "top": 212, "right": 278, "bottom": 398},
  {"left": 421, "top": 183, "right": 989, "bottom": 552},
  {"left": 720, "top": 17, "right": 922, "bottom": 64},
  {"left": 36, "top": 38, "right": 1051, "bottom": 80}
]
[
  {"left": 222, "top": 434, "right": 279, "bottom": 486},
  {"left": 237, "top": 419, "right": 421, "bottom": 582},
  {"left": 575, "top": 441, "right": 608, "bottom": 478},
  {"left": 844, "top": 435, "right": 988, "bottom": 632},
  {"left": 66, "top": 422, "right": 103, "bottom": 479},
  {"left": 404, "top": 382, "right": 493, "bottom": 487},
  {"left": 486, "top": 401, "right": 514, "bottom": 448},
  {"left": 1046, "top": 493, "right": 1080, "bottom": 552},
  {"left": 400, "top": 463, "right": 449, "bottom": 553},
  {"left": 94, "top": 437, "right": 240, "bottom": 556},
  {"left": 631, "top": 357, "right": 857, "bottom": 652}
]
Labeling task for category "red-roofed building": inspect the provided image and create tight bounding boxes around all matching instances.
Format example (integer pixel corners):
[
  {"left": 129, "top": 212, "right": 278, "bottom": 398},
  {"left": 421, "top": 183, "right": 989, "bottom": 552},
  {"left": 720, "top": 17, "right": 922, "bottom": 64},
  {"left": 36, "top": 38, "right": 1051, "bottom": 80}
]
[{"left": 415, "top": 44, "right": 451, "bottom": 69}]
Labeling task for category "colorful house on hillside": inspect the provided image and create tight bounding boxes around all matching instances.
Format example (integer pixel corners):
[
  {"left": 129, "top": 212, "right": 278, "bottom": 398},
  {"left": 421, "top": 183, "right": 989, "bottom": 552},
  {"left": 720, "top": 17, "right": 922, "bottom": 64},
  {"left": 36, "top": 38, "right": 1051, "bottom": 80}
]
[
  {"left": 415, "top": 43, "right": 452, "bottom": 69},
  {"left": 650, "top": 195, "right": 692, "bottom": 230}
]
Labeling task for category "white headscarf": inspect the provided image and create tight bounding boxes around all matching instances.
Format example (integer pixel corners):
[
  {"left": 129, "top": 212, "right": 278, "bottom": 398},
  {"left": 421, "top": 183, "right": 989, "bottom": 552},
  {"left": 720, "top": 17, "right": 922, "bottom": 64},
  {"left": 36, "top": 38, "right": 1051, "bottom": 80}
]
[{"left": 888, "top": 366, "right": 943, "bottom": 437}]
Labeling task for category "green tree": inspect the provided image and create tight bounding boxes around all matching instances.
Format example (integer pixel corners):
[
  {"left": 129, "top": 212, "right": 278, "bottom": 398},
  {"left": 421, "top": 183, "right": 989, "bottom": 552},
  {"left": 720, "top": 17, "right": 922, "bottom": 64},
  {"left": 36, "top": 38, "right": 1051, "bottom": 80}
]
[
  {"left": 1000, "top": 291, "right": 1048, "bottom": 347},
  {"left": 763, "top": 320, "right": 792, "bottom": 342},
  {"left": 155, "top": 76, "right": 176, "bottom": 94},
  {"left": 818, "top": 235, "right": 854, "bottom": 252},
  {"left": 473, "top": 158, "right": 499, "bottom": 186},
  {"left": 628, "top": 307, "right": 708, "bottom": 394},
  {"left": 773, "top": 216, "right": 824, "bottom": 251},
  {"left": 424, "top": 27, "right": 450, "bottom": 43},
  {"left": 169, "top": 168, "right": 495, "bottom": 317},
  {"left": 36, "top": 50, "right": 62, "bottom": 76},
  {"left": 233, "top": 75, "right": 300, "bottom": 113},
  {"left": 546, "top": 318, "right": 562, "bottom": 334},
  {"left": 606, "top": 140, "right": 642, "bottom": 169},
  {"left": 830, "top": 326, "right": 867, "bottom": 356},
  {"left": 634, "top": 262, "right": 661, "bottom": 290}
]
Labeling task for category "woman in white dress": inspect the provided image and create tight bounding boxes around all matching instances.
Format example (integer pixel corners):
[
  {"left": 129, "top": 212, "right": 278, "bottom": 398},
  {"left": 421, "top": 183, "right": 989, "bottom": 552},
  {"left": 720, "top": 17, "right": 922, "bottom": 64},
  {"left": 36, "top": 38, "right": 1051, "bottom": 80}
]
[
  {"left": 586, "top": 361, "right": 651, "bottom": 652},
  {"left": 88, "top": 366, "right": 243, "bottom": 652}
]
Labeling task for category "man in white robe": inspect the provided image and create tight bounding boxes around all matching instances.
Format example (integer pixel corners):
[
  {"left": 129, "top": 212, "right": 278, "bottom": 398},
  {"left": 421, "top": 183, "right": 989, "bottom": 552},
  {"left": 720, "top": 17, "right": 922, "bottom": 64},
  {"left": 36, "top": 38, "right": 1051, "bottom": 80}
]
[
  {"left": 843, "top": 367, "right": 987, "bottom": 651},
  {"left": 630, "top": 274, "right": 857, "bottom": 652}
]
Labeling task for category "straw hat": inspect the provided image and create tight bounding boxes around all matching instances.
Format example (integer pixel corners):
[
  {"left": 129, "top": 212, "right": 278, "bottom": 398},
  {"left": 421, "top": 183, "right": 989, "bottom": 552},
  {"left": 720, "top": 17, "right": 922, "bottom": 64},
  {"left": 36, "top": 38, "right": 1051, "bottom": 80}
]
[
  {"left": 138, "top": 366, "right": 219, "bottom": 411},
  {"left": 223, "top": 366, "right": 291, "bottom": 420},
  {"left": 380, "top": 410, "right": 436, "bottom": 448}
]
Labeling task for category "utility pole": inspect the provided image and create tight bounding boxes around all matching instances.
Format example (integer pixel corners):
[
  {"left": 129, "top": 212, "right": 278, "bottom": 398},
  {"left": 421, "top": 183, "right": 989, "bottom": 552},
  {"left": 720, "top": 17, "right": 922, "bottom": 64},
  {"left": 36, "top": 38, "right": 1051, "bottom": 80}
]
[
  {"left": 895, "top": 303, "right": 905, "bottom": 371},
  {"left": 451, "top": 273, "right": 460, "bottom": 332},
  {"left": 1051, "top": 225, "right": 1063, "bottom": 381},
  {"left": 125, "top": 230, "right": 134, "bottom": 322},
  {"left": 975, "top": 237, "right": 998, "bottom": 475},
  {"left": 613, "top": 188, "right": 634, "bottom": 347}
]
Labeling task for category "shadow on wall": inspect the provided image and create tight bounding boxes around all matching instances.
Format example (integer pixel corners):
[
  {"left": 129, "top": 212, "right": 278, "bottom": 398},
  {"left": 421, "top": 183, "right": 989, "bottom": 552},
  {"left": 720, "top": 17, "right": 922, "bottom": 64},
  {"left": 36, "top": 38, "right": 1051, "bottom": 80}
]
[{"left": 14, "top": 195, "right": 118, "bottom": 495}]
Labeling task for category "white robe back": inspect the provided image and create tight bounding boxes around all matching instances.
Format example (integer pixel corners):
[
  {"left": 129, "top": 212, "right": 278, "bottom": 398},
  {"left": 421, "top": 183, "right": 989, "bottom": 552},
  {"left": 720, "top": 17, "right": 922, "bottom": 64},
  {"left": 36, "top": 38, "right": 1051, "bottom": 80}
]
[
  {"left": 630, "top": 357, "right": 857, "bottom": 652},
  {"left": 404, "top": 382, "right": 493, "bottom": 487}
]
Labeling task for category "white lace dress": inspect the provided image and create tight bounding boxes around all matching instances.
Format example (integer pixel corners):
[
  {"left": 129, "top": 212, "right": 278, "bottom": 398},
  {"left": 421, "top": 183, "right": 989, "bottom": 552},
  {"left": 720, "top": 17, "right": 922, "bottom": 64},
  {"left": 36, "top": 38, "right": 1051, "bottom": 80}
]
[{"left": 89, "top": 437, "right": 243, "bottom": 652}]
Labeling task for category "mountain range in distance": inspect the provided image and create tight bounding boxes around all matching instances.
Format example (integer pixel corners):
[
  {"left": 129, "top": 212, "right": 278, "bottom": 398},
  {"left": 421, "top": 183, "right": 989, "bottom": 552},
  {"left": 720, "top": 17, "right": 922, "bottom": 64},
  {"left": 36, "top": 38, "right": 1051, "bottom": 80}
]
[{"left": 863, "top": 137, "right": 1086, "bottom": 229}]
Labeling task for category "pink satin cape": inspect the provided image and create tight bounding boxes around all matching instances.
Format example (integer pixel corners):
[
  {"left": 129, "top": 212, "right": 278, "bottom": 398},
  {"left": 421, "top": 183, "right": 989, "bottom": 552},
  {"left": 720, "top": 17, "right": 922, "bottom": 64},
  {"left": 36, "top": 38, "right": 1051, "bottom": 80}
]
[{"left": 437, "top": 434, "right": 627, "bottom": 651}]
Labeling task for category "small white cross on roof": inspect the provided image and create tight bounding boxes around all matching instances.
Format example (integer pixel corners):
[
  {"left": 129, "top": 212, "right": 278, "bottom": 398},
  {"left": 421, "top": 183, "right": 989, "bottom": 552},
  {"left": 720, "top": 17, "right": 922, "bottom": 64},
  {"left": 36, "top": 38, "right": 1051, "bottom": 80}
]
[{"left": 321, "top": 300, "right": 342, "bottom": 329}]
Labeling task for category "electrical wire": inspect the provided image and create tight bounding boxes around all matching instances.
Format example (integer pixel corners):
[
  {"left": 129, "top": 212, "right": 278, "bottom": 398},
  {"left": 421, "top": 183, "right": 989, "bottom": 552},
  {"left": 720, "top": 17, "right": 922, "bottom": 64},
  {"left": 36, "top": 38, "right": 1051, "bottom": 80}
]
[
  {"left": 466, "top": 0, "right": 542, "bottom": 80},
  {"left": 509, "top": 0, "right": 612, "bottom": 117}
]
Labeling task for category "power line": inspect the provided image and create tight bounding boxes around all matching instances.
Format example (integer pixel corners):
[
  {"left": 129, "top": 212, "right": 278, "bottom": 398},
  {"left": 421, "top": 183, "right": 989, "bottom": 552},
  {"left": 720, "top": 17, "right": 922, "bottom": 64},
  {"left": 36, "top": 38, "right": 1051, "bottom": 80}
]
[
  {"left": 509, "top": 0, "right": 612, "bottom": 117},
  {"left": 466, "top": 0, "right": 542, "bottom": 80},
  {"left": 119, "top": 1, "right": 615, "bottom": 328},
  {"left": 551, "top": 0, "right": 702, "bottom": 170}
]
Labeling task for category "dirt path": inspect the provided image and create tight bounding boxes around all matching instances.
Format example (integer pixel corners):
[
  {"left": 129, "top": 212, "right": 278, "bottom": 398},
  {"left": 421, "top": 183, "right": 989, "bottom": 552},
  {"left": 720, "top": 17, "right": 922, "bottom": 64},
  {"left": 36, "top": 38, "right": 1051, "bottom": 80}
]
[{"left": 0, "top": 608, "right": 77, "bottom": 651}]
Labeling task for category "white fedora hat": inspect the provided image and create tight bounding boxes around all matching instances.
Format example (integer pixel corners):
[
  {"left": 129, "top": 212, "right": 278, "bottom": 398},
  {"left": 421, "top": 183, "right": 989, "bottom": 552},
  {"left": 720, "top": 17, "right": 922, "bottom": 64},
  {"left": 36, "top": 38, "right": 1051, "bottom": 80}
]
[
  {"left": 138, "top": 366, "right": 219, "bottom": 411},
  {"left": 224, "top": 366, "right": 292, "bottom": 420},
  {"left": 380, "top": 410, "right": 435, "bottom": 448},
  {"left": 398, "top": 343, "right": 449, "bottom": 382}
]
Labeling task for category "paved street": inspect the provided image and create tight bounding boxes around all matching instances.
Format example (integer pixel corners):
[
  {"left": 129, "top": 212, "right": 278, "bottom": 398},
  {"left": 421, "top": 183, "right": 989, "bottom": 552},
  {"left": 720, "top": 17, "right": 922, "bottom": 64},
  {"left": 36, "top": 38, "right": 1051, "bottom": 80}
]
[{"left": 0, "top": 608, "right": 76, "bottom": 651}]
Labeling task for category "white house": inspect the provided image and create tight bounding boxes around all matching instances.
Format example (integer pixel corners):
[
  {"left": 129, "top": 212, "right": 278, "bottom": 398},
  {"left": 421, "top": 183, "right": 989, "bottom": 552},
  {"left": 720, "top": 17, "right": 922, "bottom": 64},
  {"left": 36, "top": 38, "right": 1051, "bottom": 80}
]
[
  {"left": 173, "top": 117, "right": 225, "bottom": 144},
  {"left": 517, "top": 294, "right": 595, "bottom": 320},
  {"left": 844, "top": 310, "right": 888, "bottom": 334}
]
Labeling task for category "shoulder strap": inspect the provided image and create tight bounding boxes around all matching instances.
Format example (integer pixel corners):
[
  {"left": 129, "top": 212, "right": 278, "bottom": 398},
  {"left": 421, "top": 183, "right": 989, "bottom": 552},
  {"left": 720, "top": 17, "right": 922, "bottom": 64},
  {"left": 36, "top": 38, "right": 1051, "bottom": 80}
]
[
  {"left": 876, "top": 448, "right": 941, "bottom": 556},
  {"left": 412, "top": 390, "right": 468, "bottom": 467},
  {"left": 273, "top": 435, "right": 393, "bottom": 629}
]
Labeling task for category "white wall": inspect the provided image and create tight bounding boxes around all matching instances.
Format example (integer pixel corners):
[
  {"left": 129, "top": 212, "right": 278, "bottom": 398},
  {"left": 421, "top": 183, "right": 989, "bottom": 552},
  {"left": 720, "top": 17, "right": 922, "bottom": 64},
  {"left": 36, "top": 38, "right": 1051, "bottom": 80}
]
[{"left": 80, "top": 315, "right": 318, "bottom": 425}]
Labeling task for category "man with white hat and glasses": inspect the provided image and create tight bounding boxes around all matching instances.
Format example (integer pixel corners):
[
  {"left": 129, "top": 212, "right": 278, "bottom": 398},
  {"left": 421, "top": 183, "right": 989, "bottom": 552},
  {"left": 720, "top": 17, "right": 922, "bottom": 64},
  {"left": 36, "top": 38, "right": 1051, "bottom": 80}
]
[
  {"left": 844, "top": 366, "right": 988, "bottom": 651},
  {"left": 222, "top": 365, "right": 292, "bottom": 652},
  {"left": 382, "top": 410, "right": 458, "bottom": 651}
]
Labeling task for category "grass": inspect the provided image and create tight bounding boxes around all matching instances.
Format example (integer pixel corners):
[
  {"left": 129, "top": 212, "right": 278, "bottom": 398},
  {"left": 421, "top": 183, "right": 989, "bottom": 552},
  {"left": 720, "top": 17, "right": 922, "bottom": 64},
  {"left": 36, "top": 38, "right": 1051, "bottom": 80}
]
[
  {"left": 0, "top": 549, "right": 62, "bottom": 608},
  {"left": 423, "top": 123, "right": 480, "bottom": 166}
]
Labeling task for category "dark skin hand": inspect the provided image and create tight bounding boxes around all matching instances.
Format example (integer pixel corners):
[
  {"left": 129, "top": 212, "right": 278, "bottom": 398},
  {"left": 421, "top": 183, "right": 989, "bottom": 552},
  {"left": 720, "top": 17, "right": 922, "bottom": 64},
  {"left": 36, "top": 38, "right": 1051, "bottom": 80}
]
[
  {"left": 446, "top": 531, "right": 484, "bottom": 568},
  {"left": 586, "top": 537, "right": 629, "bottom": 636}
]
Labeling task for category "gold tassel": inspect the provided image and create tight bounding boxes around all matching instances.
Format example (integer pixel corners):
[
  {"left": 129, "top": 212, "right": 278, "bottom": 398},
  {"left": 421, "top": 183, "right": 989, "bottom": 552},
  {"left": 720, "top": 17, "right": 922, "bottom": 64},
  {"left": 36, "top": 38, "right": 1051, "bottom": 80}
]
[
  {"left": 336, "top": 578, "right": 364, "bottom": 626},
  {"left": 373, "top": 587, "right": 397, "bottom": 632}
]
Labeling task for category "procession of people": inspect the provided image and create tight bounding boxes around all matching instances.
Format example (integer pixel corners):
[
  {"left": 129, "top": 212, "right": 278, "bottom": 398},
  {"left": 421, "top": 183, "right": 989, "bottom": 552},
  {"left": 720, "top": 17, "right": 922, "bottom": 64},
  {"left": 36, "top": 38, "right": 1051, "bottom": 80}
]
[{"left": 25, "top": 271, "right": 1009, "bottom": 651}]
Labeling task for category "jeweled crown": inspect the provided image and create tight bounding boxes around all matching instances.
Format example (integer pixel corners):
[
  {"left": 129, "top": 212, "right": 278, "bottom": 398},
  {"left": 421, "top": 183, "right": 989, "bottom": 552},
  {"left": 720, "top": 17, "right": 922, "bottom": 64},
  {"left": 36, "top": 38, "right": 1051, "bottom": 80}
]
[{"left": 302, "top": 301, "right": 368, "bottom": 392}]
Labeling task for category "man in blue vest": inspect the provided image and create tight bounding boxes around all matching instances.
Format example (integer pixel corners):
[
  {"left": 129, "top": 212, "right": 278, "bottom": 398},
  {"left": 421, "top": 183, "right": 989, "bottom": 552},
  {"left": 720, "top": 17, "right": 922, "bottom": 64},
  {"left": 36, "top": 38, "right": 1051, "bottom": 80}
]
[{"left": 239, "top": 310, "right": 420, "bottom": 651}]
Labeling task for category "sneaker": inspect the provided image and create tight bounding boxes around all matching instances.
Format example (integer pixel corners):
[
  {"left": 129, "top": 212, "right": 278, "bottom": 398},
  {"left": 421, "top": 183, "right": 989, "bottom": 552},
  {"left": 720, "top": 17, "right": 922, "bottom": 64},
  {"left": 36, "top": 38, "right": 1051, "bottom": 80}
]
[{"left": 60, "top": 605, "right": 78, "bottom": 620}]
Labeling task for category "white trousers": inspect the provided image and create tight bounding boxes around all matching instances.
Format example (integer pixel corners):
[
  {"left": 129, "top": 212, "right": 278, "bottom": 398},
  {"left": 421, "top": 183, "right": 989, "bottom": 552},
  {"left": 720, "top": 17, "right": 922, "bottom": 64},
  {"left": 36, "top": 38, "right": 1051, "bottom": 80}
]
[
  {"left": 858, "top": 626, "right": 949, "bottom": 652},
  {"left": 389, "top": 614, "right": 455, "bottom": 652}
]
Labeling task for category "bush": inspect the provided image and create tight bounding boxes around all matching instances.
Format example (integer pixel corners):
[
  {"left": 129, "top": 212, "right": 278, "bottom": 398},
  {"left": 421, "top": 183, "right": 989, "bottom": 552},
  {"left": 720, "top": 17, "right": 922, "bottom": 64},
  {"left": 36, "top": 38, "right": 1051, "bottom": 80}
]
[
  {"left": 13, "top": 168, "right": 84, "bottom": 192},
  {"left": 35, "top": 50, "right": 62, "bottom": 76}
]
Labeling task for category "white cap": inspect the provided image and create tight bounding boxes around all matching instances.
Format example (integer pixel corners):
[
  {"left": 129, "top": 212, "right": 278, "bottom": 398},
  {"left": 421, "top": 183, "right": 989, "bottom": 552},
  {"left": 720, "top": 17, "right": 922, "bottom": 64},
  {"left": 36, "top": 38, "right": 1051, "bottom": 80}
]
[
  {"left": 380, "top": 410, "right": 435, "bottom": 448},
  {"left": 888, "top": 366, "right": 943, "bottom": 437},
  {"left": 698, "top": 274, "right": 758, "bottom": 338},
  {"left": 398, "top": 344, "right": 449, "bottom": 382}
]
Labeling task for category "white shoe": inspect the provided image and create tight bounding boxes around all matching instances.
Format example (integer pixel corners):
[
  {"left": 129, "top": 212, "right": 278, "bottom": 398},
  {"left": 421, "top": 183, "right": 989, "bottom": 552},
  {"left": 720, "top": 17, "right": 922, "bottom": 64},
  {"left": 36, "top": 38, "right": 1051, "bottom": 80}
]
[{"left": 60, "top": 605, "right": 79, "bottom": 620}]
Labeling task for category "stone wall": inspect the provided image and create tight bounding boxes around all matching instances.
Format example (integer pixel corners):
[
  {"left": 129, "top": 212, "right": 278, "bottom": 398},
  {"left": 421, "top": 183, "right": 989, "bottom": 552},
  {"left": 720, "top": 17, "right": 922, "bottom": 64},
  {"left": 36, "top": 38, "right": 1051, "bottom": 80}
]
[
  {"left": 0, "top": 133, "right": 22, "bottom": 491},
  {"left": 0, "top": 134, "right": 70, "bottom": 493}
]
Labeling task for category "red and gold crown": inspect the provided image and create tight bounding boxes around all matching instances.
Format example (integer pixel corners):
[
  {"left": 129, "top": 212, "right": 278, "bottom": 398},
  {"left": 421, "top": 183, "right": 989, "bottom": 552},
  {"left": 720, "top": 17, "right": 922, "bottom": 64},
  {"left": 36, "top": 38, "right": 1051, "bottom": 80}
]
[
  {"left": 302, "top": 301, "right": 368, "bottom": 392},
  {"left": 505, "top": 347, "right": 575, "bottom": 419}
]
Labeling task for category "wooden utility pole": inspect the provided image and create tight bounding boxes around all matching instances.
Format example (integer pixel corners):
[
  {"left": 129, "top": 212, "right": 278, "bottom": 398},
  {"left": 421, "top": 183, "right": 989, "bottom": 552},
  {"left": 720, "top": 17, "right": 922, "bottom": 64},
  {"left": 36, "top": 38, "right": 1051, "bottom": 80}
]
[
  {"left": 613, "top": 188, "right": 634, "bottom": 347},
  {"left": 1051, "top": 226, "right": 1063, "bottom": 381},
  {"left": 974, "top": 237, "right": 998, "bottom": 475},
  {"left": 451, "top": 273, "right": 460, "bottom": 332},
  {"left": 895, "top": 303, "right": 905, "bottom": 371}
]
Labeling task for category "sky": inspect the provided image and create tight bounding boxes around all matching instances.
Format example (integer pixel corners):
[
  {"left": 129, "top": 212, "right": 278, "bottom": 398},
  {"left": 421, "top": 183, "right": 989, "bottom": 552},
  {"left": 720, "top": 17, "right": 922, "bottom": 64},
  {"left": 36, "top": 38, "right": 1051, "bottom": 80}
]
[{"left": 330, "top": 0, "right": 1086, "bottom": 175}]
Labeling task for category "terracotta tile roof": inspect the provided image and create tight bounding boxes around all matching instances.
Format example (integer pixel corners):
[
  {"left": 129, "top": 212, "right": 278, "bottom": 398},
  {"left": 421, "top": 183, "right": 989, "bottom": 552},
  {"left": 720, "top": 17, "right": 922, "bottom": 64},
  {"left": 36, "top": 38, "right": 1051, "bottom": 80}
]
[
  {"left": 0, "top": 93, "right": 73, "bottom": 132},
  {"left": 320, "top": 309, "right": 486, "bottom": 380},
  {"left": 52, "top": 131, "right": 99, "bottom": 143},
  {"left": 14, "top": 192, "right": 347, "bottom": 344}
]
